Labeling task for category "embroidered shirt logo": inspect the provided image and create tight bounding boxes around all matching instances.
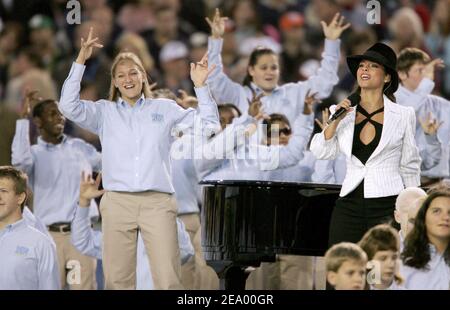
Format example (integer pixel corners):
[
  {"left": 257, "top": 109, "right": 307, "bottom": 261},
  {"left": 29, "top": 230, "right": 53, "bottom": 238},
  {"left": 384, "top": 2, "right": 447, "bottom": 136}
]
[
  {"left": 15, "top": 246, "right": 29, "bottom": 256},
  {"left": 151, "top": 113, "right": 164, "bottom": 122}
]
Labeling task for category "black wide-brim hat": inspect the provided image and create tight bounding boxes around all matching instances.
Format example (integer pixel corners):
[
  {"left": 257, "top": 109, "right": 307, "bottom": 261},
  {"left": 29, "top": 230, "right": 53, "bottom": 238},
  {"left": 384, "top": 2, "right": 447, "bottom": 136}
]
[{"left": 347, "top": 42, "right": 399, "bottom": 93}]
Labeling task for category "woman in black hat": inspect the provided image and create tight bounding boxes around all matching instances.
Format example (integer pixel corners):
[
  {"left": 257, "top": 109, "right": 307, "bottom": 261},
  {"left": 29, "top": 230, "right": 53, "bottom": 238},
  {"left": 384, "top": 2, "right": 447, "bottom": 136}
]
[{"left": 310, "top": 42, "right": 421, "bottom": 246}]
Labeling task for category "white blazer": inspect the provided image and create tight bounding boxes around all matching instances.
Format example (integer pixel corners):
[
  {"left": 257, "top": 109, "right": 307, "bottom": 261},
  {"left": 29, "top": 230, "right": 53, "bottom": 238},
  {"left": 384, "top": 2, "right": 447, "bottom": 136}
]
[{"left": 310, "top": 96, "right": 421, "bottom": 198}]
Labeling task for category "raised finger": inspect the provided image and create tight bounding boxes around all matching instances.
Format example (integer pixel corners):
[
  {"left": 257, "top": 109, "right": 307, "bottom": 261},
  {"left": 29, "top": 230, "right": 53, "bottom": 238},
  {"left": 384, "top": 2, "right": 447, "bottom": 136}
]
[
  {"left": 87, "top": 27, "right": 93, "bottom": 41},
  {"left": 95, "top": 173, "right": 102, "bottom": 188},
  {"left": 255, "top": 93, "right": 265, "bottom": 101},
  {"left": 331, "top": 12, "right": 340, "bottom": 25},
  {"left": 205, "top": 17, "right": 213, "bottom": 27}
]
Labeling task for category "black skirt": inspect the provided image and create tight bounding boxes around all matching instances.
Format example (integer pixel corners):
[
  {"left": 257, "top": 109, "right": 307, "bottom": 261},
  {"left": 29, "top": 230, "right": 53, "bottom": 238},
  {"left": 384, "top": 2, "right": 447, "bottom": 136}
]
[{"left": 328, "top": 181, "right": 397, "bottom": 247}]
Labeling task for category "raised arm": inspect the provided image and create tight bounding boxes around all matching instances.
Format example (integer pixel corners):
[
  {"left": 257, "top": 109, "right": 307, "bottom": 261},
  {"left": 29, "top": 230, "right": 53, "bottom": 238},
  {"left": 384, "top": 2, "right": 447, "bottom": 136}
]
[
  {"left": 11, "top": 91, "right": 38, "bottom": 176},
  {"left": 254, "top": 113, "right": 314, "bottom": 171},
  {"left": 70, "top": 172, "right": 105, "bottom": 260},
  {"left": 303, "top": 13, "right": 349, "bottom": 99},
  {"left": 418, "top": 112, "right": 443, "bottom": 170},
  {"left": 205, "top": 9, "right": 248, "bottom": 110},
  {"left": 59, "top": 27, "right": 104, "bottom": 134},
  {"left": 310, "top": 102, "right": 352, "bottom": 160},
  {"left": 173, "top": 52, "right": 220, "bottom": 136}
]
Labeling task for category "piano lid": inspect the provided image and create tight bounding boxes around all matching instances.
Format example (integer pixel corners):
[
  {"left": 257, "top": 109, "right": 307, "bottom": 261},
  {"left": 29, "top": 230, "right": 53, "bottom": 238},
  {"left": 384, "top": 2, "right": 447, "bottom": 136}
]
[{"left": 199, "top": 179, "right": 341, "bottom": 191}]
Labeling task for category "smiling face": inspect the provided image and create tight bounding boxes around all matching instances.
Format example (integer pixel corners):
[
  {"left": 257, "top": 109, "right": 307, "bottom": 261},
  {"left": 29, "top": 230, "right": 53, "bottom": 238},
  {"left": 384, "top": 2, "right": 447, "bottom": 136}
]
[
  {"left": 0, "top": 178, "right": 24, "bottom": 226},
  {"left": 425, "top": 196, "right": 450, "bottom": 243},
  {"left": 248, "top": 53, "right": 280, "bottom": 92},
  {"left": 34, "top": 102, "right": 66, "bottom": 139},
  {"left": 357, "top": 59, "right": 390, "bottom": 90},
  {"left": 113, "top": 59, "right": 145, "bottom": 104}
]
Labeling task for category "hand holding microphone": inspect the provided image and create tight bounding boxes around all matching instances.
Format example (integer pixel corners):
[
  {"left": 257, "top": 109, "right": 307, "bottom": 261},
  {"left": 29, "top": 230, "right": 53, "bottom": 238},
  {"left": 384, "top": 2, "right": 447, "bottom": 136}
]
[{"left": 326, "top": 93, "right": 360, "bottom": 125}]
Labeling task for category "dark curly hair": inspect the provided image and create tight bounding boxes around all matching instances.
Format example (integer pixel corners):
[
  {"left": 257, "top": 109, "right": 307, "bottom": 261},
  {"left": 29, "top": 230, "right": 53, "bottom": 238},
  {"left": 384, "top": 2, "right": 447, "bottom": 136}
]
[{"left": 401, "top": 190, "right": 450, "bottom": 269}]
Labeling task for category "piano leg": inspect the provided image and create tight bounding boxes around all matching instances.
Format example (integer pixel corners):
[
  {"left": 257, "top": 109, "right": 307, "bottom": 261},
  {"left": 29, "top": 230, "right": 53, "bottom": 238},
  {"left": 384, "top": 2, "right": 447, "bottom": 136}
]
[{"left": 207, "top": 261, "right": 252, "bottom": 290}]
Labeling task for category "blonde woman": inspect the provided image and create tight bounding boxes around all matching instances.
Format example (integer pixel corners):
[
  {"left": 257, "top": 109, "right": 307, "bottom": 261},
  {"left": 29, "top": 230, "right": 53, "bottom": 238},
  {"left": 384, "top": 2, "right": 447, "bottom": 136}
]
[{"left": 59, "top": 27, "right": 219, "bottom": 289}]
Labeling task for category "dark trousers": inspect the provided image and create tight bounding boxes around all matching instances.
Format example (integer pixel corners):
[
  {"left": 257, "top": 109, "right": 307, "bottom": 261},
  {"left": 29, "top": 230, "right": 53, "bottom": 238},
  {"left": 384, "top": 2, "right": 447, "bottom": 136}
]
[{"left": 328, "top": 183, "right": 397, "bottom": 247}]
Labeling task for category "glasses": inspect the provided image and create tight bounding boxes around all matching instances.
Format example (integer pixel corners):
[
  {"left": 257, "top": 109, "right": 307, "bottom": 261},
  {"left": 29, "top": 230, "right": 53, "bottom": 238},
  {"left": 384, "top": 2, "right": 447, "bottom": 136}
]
[{"left": 268, "top": 127, "right": 292, "bottom": 137}]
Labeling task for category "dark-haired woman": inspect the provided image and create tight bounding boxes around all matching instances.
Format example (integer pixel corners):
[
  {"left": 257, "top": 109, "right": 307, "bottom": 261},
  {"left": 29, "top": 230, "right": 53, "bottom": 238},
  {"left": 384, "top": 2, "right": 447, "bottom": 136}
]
[
  {"left": 401, "top": 189, "right": 450, "bottom": 289},
  {"left": 310, "top": 42, "right": 421, "bottom": 246},
  {"left": 205, "top": 9, "right": 349, "bottom": 126}
]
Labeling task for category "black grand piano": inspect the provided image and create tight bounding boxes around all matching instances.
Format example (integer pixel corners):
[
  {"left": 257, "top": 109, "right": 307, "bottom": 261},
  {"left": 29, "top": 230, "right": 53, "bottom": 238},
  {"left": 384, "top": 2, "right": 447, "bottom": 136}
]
[{"left": 201, "top": 180, "right": 341, "bottom": 290}]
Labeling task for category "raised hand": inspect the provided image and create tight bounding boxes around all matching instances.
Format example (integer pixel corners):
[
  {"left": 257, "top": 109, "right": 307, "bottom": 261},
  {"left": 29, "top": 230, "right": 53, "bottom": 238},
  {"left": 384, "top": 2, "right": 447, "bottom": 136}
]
[
  {"left": 21, "top": 89, "right": 42, "bottom": 119},
  {"left": 424, "top": 58, "right": 445, "bottom": 81},
  {"left": 79, "top": 171, "right": 105, "bottom": 208},
  {"left": 419, "top": 111, "right": 442, "bottom": 136},
  {"left": 315, "top": 108, "right": 330, "bottom": 130},
  {"left": 205, "top": 8, "right": 228, "bottom": 39},
  {"left": 76, "top": 27, "right": 104, "bottom": 65},
  {"left": 303, "top": 90, "right": 321, "bottom": 115},
  {"left": 190, "top": 52, "right": 216, "bottom": 88},
  {"left": 321, "top": 13, "right": 351, "bottom": 40}
]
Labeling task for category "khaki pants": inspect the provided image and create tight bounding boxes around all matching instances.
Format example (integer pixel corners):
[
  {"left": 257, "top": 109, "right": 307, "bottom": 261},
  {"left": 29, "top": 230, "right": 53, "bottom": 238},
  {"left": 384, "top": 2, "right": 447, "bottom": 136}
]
[
  {"left": 246, "top": 262, "right": 280, "bottom": 290},
  {"left": 279, "top": 255, "right": 326, "bottom": 290},
  {"left": 49, "top": 231, "right": 97, "bottom": 290},
  {"left": 246, "top": 256, "right": 326, "bottom": 290},
  {"left": 100, "top": 191, "right": 182, "bottom": 290},
  {"left": 179, "top": 213, "right": 219, "bottom": 290}
]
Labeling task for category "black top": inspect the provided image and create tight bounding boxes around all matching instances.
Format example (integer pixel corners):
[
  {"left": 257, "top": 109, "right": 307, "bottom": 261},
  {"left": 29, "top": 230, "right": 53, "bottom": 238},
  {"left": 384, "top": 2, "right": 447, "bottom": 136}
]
[{"left": 351, "top": 105, "right": 384, "bottom": 165}]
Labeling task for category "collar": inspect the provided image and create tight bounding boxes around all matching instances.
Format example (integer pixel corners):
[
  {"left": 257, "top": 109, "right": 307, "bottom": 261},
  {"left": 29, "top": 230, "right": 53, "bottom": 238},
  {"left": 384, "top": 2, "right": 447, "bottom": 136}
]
[
  {"left": 1, "top": 218, "right": 26, "bottom": 234},
  {"left": 249, "top": 82, "right": 281, "bottom": 95},
  {"left": 37, "top": 134, "right": 68, "bottom": 148},
  {"left": 117, "top": 94, "right": 146, "bottom": 109}
]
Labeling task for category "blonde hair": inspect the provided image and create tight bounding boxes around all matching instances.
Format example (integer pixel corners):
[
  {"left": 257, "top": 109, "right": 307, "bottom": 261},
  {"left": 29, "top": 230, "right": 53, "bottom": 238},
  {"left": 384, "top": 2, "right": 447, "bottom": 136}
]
[
  {"left": 108, "top": 52, "right": 153, "bottom": 101},
  {"left": 325, "top": 242, "right": 367, "bottom": 273},
  {"left": 115, "top": 32, "right": 155, "bottom": 73}
]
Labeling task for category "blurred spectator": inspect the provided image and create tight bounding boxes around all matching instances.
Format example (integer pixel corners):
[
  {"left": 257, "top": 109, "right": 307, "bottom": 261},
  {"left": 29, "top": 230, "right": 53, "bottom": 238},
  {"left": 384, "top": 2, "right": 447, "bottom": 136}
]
[
  {"left": 426, "top": 0, "right": 450, "bottom": 97},
  {"left": 0, "top": 104, "right": 19, "bottom": 165},
  {"left": 256, "top": 0, "right": 305, "bottom": 29},
  {"left": 158, "top": 41, "right": 192, "bottom": 94},
  {"left": 117, "top": 1, "right": 155, "bottom": 33},
  {"left": 141, "top": 5, "right": 190, "bottom": 70},
  {"left": 5, "top": 48, "right": 57, "bottom": 113},
  {"left": 54, "top": 20, "right": 111, "bottom": 100},
  {"left": 335, "top": 0, "right": 367, "bottom": 31},
  {"left": 28, "top": 14, "right": 61, "bottom": 72},
  {"left": 388, "top": 7, "right": 425, "bottom": 54},
  {"left": 0, "top": 22, "right": 25, "bottom": 98},
  {"left": 229, "top": 0, "right": 264, "bottom": 46},
  {"left": 278, "top": 11, "right": 314, "bottom": 83},
  {"left": 0, "top": 0, "right": 53, "bottom": 24},
  {"left": 189, "top": 32, "right": 209, "bottom": 63}
]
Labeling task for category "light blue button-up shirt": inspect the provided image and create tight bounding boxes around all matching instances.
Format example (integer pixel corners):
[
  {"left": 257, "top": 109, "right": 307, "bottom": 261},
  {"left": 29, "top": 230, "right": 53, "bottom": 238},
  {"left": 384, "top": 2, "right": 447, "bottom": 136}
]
[
  {"left": 207, "top": 37, "right": 340, "bottom": 126},
  {"left": 172, "top": 156, "right": 201, "bottom": 215},
  {"left": 0, "top": 219, "right": 60, "bottom": 290},
  {"left": 70, "top": 206, "right": 194, "bottom": 289},
  {"left": 59, "top": 63, "right": 219, "bottom": 193},
  {"left": 11, "top": 119, "right": 101, "bottom": 225},
  {"left": 262, "top": 150, "right": 316, "bottom": 182},
  {"left": 197, "top": 113, "right": 314, "bottom": 181},
  {"left": 400, "top": 244, "right": 450, "bottom": 290},
  {"left": 312, "top": 154, "right": 347, "bottom": 185},
  {"left": 396, "top": 79, "right": 450, "bottom": 178}
]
